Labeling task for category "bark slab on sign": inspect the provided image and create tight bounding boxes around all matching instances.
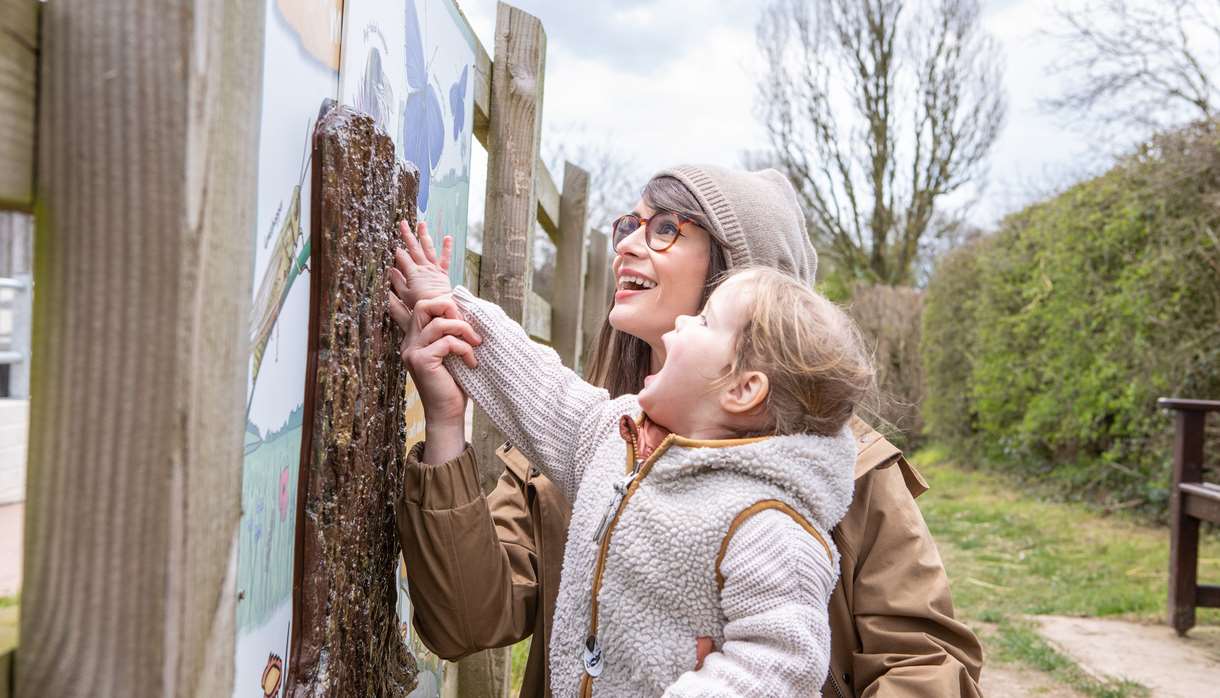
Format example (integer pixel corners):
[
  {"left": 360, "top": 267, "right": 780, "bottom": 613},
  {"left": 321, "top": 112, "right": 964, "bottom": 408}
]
[{"left": 288, "top": 103, "right": 419, "bottom": 697}]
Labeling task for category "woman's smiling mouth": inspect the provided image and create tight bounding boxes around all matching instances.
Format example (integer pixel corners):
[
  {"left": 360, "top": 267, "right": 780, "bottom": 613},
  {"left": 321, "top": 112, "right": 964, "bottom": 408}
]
[{"left": 615, "top": 272, "right": 657, "bottom": 301}]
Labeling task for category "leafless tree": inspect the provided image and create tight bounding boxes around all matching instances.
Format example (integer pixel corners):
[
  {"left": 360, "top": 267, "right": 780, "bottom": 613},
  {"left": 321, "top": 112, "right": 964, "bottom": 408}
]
[
  {"left": 1046, "top": 0, "right": 1220, "bottom": 131},
  {"left": 532, "top": 125, "right": 642, "bottom": 298},
  {"left": 757, "top": 0, "right": 1006, "bottom": 285}
]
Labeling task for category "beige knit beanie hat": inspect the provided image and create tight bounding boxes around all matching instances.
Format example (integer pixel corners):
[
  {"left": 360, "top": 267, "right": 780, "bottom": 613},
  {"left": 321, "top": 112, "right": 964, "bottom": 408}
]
[{"left": 652, "top": 164, "right": 818, "bottom": 284}]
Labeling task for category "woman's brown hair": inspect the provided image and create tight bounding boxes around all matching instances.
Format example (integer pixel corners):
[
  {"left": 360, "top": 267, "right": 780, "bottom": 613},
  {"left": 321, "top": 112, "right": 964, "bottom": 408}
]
[{"left": 584, "top": 176, "right": 728, "bottom": 396}]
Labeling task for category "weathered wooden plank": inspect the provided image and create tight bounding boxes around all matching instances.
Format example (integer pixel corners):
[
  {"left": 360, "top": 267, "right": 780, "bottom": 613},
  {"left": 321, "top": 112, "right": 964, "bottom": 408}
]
[
  {"left": 551, "top": 162, "right": 589, "bottom": 366},
  {"left": 0, "top": 0, "right": 38, "bottom": 210},
  {"left": 535, "top": 161, "right": 560, "bottom": 237},
  {"left": 464, "top": 248, "right": 481, "bottom": 291},
  {"left": 580, "top": 230, "right": 612, "bottom": 373},
  {"left": 525, "top": 289, "right": 551, "bottom": 343},
  {"left": 454, "top": 0, "right": 562, "bottom": 242},
  {"left": 471, "top": 2, "right": 546, "bottom": 494},
  {"left": 18, "top": 0, "right": 264, "bottom": 694},
  {"left": 286, "top": 104, "right": 419, "bottom": 697}
]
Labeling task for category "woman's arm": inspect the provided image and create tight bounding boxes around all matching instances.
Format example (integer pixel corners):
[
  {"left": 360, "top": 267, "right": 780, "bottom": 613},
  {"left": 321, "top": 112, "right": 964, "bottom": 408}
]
[
  {"left": 394, "top": 441, "right": 540, "bottom": 658},
  {"left": 838, "top": 460, "right": 984, "bottom": 697},
  {"left": 664, "top": 511, "right": 838, "bottom": 697}
]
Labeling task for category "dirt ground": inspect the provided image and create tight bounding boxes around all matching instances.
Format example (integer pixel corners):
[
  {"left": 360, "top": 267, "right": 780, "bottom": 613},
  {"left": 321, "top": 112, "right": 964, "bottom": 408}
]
[
  {"left": 1036, "top": 615, "right": 1220, "bottom": 698},
  {"left": 982, "top": 663, "right": 1085, "bottom": 697}
]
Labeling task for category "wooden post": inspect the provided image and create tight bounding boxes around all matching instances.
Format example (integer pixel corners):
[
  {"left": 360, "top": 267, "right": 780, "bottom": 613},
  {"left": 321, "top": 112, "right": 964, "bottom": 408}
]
[
  {"left": 470, "top": 2, "right": 546, "bottom": 493},
  {"left": 458, "top": 5, "right": 545, "bottom": 697},
  {"left": 0, "top": 0, "right": 38, "bottom": 210},
  {"left": 552, "top": 162, "right": 590, "bottom": 368},
  {"left": 18, "top": 1, "right": 264, "bottom": 695},
  {"left": 579, "top": 230, "right": 611, "bottom": 373},
  {"left": 1167, "top": 408, "right": 1206, "bottom": 635}
]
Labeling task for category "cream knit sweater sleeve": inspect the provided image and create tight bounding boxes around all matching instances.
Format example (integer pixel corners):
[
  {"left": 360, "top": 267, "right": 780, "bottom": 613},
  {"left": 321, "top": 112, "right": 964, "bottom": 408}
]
[
  {"left": 664, "top": 509, "right": 838, "bottom": 697},
  {"left": 442, "top": 286, "right": 621, "bottom": 499}
]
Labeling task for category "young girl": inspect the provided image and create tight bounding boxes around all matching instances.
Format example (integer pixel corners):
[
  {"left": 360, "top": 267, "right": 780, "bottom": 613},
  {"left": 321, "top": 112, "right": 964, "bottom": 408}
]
[{"left": 412, "top": 264, "right": 874, "bottom": 696}]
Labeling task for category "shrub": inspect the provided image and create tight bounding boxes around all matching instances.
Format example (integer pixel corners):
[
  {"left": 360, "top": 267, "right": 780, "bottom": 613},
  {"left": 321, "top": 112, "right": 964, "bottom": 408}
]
[
  {"left": 848, "top": 284, "right": 925, "bottom": 446},
  {"left": 922, "top": 122, "right": 1220, "bottom": 517}
]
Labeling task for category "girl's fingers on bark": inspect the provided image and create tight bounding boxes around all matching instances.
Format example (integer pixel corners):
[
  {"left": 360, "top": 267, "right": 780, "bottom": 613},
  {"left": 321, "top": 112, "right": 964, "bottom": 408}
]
[
  {"left": 439, "top": 236, "right": 453, "bottom": 272},
  {"left": 419, "top": 221, "right": 440, "bottom": 264},
  {"left": 388, "top": 266, "right": 409, "bottom": 298},
  {"left": 394, "top": 246, "right": 418, "bottom": 277},
  {"left": 402, "top": 221, "right": 428, "bottom": 266},
  {"left": 417, "top": 317, "right": 481, "bottom": 348},
  {"left": 387, "top": 290, "right": 412, "bottom": 328}
]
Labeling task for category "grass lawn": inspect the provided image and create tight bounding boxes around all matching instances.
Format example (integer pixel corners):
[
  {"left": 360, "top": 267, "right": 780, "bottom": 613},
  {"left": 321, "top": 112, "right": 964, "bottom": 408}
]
[{"left": 914, "top": 445, "right": 1220, "bottom": 697}]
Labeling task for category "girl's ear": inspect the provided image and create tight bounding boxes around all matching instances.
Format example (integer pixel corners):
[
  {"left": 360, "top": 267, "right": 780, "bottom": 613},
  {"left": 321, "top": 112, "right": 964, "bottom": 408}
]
[{"left": 720, "top": 370, "right": 769, "bottom": 415}]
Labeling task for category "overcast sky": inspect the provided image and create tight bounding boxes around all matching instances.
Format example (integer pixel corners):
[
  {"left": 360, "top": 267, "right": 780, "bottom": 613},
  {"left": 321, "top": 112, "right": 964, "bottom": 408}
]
[{"left": 457, "top": 0, "right": 1141, "bottom": 231}]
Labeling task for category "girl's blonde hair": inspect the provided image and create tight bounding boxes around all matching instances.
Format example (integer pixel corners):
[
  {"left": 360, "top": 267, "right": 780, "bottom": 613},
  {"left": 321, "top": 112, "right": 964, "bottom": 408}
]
[{"left": 723, "top": 267, "right": 875, "bottom": 437}]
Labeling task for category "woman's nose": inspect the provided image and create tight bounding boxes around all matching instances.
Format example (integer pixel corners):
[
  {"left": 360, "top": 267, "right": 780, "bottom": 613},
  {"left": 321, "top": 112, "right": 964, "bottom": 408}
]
[{"left": 614, "top": 223, "right": 647, "bottom": 256}]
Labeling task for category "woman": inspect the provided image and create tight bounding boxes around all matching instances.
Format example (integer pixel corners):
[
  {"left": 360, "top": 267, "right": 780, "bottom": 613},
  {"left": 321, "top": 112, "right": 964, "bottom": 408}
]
[{"left": 388, "top": 165, "right": 983, "bottom": 698}]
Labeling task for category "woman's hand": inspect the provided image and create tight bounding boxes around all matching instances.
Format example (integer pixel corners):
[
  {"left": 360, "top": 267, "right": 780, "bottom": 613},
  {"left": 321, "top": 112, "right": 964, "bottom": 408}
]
[
  {"left": 389, "top": 220, "right": 454, "bottom": 314},
  {"left": 388, "top": 293, "right": 482, "bottom": 464}
]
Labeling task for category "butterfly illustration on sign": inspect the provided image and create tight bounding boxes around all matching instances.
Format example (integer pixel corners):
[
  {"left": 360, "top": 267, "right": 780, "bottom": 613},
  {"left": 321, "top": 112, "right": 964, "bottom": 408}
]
[
  {"left": 402, "top": 0, "right": 442, "bottom": 211},
  {"left": 402, "top": 0, "right": 469, "bottom": 212}
]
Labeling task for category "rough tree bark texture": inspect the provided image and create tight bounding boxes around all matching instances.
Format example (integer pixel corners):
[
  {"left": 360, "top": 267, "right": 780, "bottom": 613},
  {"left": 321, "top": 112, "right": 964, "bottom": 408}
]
[{"left": 287, "top": 104, "right": 419, "bottom": 696}]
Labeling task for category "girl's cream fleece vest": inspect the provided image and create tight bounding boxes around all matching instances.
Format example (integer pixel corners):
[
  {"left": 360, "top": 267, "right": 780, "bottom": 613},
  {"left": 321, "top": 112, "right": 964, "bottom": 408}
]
[{"left": 546, "top": 411, "right": 855, "bottom": 696}]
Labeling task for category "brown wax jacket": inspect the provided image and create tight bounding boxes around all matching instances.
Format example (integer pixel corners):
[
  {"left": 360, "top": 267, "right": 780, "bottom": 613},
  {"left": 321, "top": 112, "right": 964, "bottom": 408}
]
[{"left": 395, "top": 418, "right": 984, "bottom": 697}]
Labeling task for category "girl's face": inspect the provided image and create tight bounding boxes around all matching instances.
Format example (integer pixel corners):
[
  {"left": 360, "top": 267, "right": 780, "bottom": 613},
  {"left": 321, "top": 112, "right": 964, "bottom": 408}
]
[
  {"left": 637, "top": 275, "right": 753, "bottom": 437},
  {"left": 608, "top": 198, "right": 713, "bottom": 365}
]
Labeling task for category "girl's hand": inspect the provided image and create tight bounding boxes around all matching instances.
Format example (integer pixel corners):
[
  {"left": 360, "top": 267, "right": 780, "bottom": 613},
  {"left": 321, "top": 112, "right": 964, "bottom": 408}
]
[
  {"left": 389, "top": 221, "right": 454, "bottom": 316},
  {"left": 388, "top": 293, "right": 481, "bottom": 464}
]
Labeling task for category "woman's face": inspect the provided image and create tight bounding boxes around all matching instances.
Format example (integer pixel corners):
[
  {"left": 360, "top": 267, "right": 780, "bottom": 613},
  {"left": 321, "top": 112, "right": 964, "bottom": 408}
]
[{"left": 608, "top": 198, "right": 713, "bottom": 363}]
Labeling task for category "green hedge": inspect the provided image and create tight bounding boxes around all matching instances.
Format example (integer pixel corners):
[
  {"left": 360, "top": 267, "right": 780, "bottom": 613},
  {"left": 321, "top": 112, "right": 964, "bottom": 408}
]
[{"left": 922, "top": 122, "right": 1220, "bottom": 517}]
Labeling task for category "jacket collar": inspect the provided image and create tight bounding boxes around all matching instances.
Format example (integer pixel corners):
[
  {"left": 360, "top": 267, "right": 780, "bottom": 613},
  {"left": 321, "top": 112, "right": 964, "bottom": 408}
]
[
  {"left": 850, "top": 416, "right": 928, "bottom": 497},
  {"left": 496, "top": 441, "right": 533, "bottom": 483}
]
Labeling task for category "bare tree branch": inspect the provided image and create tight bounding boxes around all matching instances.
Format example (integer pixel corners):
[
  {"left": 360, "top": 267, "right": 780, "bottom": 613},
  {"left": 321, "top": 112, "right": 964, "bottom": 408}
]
[
  {"left": 1046, "top": 0, "right": 1220, "bottom": 131},
  {"left": 756, "top": 0, "right": 1005, "bottom": 284}
]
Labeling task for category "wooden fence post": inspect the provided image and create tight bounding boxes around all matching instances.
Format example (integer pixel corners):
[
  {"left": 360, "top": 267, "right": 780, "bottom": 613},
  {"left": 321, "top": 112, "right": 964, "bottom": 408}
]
[
  {"left": 470, "top": 2, "right": 546, "bottom": 493},
  {"left": 552, "top": 162, "right": 590, "bottom": 368},
  {"left": 580, "top": 230, "right": 612, "bottom": 373},
  {"left": 459, "top": 5, "right": 545, "bottom": 697},
  {"left": 17, "top": 1, "right": 264, "bottom": 695}
]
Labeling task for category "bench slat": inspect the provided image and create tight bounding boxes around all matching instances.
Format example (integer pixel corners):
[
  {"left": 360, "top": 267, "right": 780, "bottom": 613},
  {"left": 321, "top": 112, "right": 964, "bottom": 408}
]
[
  {"left": 1198, "top": 584, "right": 1220, "bottom": 609},
  {"left": 1181, "top": 483, "right": 1220, "bottom": 523}
]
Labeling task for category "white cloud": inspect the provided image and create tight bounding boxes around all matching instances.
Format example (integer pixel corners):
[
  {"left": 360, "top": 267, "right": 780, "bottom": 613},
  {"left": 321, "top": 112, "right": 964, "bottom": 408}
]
[{"left": 458, "top": 0, "right": 1158, "bottom": 232}]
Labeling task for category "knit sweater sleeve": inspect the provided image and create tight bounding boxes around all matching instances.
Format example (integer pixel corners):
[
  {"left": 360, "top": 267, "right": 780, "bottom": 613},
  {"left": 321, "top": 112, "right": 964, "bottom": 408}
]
[
  {"left": 663, "top": 509, "right": 838, "bottom": 697},
  {"left": 442, "top": 286, "right": 618, "bottom": 499}
]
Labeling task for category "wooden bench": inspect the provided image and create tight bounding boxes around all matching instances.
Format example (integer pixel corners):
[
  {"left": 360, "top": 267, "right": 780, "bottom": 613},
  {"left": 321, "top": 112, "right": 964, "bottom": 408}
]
[{"left": 1158, "top": 397, "right": 1220, "bottom": 635}]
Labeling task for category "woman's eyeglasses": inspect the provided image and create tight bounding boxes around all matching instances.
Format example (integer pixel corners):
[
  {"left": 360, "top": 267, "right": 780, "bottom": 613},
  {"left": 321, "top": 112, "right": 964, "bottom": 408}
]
[{"left": 610, "top": 212, "right": 694, "bottom": 252}]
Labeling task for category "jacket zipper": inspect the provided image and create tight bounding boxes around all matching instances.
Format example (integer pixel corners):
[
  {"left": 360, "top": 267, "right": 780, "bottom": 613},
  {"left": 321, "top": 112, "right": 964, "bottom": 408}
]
[
  {"left": 579, "top": 419, "right": 674, "bottom": 696},
  {"left": 828, "top": 671, "right": 848, "bottom": 698}
]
